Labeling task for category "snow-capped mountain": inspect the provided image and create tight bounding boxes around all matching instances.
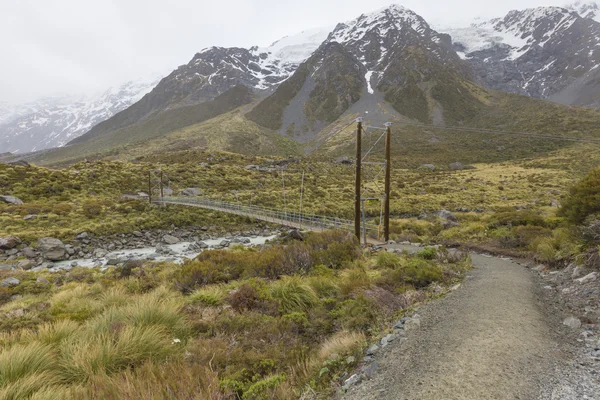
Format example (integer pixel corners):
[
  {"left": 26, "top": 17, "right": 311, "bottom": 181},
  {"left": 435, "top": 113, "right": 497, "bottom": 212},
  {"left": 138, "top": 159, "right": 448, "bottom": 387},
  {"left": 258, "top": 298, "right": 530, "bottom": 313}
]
[
  {"left": 0, "top": 79, "right": 159, "bottom": 154},
  {"left": 73, "top": 28, "right": 332, "bottom": 143},
  {"left": 441, "top": 2, "right": 600, "bottom": 106},
  {"left": 247, "top": 4, "right": 478, "bottom": 137}
]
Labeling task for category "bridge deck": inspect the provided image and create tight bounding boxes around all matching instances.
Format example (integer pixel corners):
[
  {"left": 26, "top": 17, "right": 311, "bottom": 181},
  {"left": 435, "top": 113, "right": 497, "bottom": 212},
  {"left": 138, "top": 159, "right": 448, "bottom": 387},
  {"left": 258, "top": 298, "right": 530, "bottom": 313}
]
[{"left": 156, "top": 197, "right": 384, "bottom": 245}]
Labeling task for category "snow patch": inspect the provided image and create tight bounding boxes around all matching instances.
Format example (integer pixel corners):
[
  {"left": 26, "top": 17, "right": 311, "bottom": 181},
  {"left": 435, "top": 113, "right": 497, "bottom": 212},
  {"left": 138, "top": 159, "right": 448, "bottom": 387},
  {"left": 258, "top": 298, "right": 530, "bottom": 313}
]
[{"left": 365, "top": 71, "right": 375, "bottom": 94}]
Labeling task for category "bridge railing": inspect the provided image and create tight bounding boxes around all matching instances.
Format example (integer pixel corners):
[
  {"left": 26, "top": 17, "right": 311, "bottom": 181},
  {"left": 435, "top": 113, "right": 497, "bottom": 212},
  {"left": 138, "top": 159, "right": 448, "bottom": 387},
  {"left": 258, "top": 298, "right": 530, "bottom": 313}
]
[{"left": 155, "top": 196, "right": 379, "bottom": 233}]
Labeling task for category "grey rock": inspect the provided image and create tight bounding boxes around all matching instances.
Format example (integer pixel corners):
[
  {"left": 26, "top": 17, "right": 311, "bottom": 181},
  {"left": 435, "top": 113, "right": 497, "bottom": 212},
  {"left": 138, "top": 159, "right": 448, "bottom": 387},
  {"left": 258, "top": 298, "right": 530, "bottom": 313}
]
[
  {"left": 563, "top": 317, "right": 582, "bottom": 329},
  {"left": 572, "top": 265, "right": 583, "bottom": 279},
  {"left": 289, "top": 230, "right": 304, "bottom": 241},
  {"left": 181, "top": 188, "right": 202, "bottom": 196},
  {"left": 438, "top": 209, "right": 458, "bottom": 222},
  {"left": 76, "top": 232, "right": 89, "bottom": 240},
  {"left": 575, "top": 272, "right": 598, "bottom": 285},
  {"left": 0, "top": 236, "right": 21, "bottom": 250},
  {"left": 93, "top": 248, "right": 108, "bottom": 258},
  {"left": 0, "top": 195, "right": 23, "bottom": 205},
  {"left": 420, "top": 164, "right": 436, "bottom": 171},
  {"left": 17, "top": 260, "right": 35, "bottom": 270},
  {"left": 163, "top": 235, "right": 180, "bottom": 245},
  {"left": 381, "top": 333, "right": 397, "bottom": 347},
  {"left": 36, "top": 277, "right": 50, "bottom": 286},
  {"left": 197, "top": 241, "right": 209, "bottom": 249},
  {"left": 22, "top": 247, "right": 36, "bottom": 258},
  {"left": 65, "top": 246, "right": 76, "bottom": 256},
  {"left": 71, "top": 262, "right": 78, "bottom": 267},
  {"left": 220, "top": 240, "right": 231, "bottom": 248},
  {"left": 346, "top": 356, "right": 356, "bottom": 364},
  {"left": 362, "top": 361, "right": 379, "bottom": 380},
  {"left": 1, "top": 277, "right": 20, "bottom": 287},
  {"left": 449, "top": 162, "right": 465, "bottom": 170},
  {"left": 37, "top": 237, "right": 67, "bottom": 261},
  {"left": 0, "top": 264, "right": 13, "bottom": 271},
  {"left": 366, "top": 344, "right": 379, "bottom": 356},
  {"left": 23, "top": 214, "right": 36, "bottom": 221},
  {"left": 343, "top": 374, "right": 361, "bottom": 388},
  {"left": 132, "top": 231, "right": 143, "bottom": 237}
]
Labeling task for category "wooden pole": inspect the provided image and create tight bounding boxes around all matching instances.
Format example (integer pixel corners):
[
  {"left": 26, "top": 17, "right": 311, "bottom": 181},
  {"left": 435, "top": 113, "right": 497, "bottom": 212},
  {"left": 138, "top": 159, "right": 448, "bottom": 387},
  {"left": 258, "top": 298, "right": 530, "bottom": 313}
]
[
  {"left": 159, "top": 170, "right": 164, "bottom": 199},
  {"left": 362, "top": 198, "right": 367, "bottom": 246},
  {"left": 148, "top": 170, "right": 152, "bottom": 204},
  {"left": 384, "top": 123, "right": 392, "bottom": 242},
  {"left": 355, "top": 118, "right": 363, "bottom": 241},
  {"left": 299, "top": 170, "right": 305, "bottom": 228}
]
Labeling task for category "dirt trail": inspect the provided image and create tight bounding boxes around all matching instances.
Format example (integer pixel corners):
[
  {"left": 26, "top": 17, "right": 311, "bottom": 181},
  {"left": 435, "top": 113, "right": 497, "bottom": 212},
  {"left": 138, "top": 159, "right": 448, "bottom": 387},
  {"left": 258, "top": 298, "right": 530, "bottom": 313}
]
[{"left": 343, "top": 251, "right": 566, "bottom": 400}]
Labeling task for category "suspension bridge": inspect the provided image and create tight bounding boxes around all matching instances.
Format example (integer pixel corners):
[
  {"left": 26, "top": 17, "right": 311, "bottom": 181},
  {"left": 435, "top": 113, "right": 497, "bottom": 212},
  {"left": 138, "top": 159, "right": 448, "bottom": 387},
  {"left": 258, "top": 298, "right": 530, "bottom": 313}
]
[{"left": 140, "top": 117, "right": 600, "bottom": 246}]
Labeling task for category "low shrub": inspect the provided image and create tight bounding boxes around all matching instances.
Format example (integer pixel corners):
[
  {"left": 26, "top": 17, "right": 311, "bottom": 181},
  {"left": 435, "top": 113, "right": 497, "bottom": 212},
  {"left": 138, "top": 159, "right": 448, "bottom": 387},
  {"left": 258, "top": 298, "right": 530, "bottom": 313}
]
[{"left": 376, "top": 252, "right": 403, "bottom": 269}]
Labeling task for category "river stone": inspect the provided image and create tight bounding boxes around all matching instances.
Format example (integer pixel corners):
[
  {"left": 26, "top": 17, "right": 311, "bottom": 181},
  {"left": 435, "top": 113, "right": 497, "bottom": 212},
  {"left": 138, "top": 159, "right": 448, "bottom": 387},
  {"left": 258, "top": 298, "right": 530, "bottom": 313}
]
[
  {"left": 220, "top": 240, "right": 231, "bottom": 247},
  {"left": 22, "top": 247, "right": 36, "bottom": 258},
  {"left": 0, "top": 264, "right": 13, "bottom": 271},
  {"left": 163, "top": 235, "right": 180, "bottom": 245},
  {"left": 1, "top": 277, "right": 20, "bottom": 287},
  {"left": 0, "top": 236, "right": 21, "bottom": 250},
  {"left": 563, "top": 317, "right": 582, "bottom": 329},
  {"left": 93, "top": 248, "right": 108, "bottom": 258},
  {"left": 0, "top": 195, "right": 23, "bottom": 205},
  {"left": 197, "top": 241, "right": 209, "bottom": 249},
  {"left": 133, "top": 231, "right": 143, "bottom": 237},
  {"left": 17, "top": 260, "right": 36, "bottom": 270},
  {"left": 37, "top": 237, "right": 67, "bottom": 261}
]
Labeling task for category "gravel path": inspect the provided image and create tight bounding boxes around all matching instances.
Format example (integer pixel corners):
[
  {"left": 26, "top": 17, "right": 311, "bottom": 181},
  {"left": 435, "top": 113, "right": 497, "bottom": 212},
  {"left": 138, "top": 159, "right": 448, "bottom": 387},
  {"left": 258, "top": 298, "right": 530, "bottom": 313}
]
[{"left": 343, "top": 251, "right": 575, "bottom": 400}]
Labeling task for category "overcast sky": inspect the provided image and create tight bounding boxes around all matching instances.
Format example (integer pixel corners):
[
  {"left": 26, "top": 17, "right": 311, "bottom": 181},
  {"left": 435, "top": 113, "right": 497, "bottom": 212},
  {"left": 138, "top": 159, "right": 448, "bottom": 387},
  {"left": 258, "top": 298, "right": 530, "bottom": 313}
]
[{"left": 0, "top": 0, "right": 579, "bottom": 103}]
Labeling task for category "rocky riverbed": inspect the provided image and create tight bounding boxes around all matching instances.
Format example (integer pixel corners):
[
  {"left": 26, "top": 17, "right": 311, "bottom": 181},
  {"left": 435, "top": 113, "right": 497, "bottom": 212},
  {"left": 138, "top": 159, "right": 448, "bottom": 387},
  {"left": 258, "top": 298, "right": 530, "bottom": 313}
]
[{"left": 0, "top": 225, "right": 284, "bottom": 273}]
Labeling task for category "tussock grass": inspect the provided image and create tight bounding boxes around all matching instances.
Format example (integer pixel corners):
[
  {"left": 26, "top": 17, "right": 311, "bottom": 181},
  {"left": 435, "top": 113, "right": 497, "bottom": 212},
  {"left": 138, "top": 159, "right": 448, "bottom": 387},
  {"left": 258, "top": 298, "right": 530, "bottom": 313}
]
[
  {"left": 0, "top": 342, "right": 56, "bottom": 385},
  {"left": 271, "top": 277, "right": 318, "bottom": 313},
  {"left": 189, "top": 285, "right": 227, "bottom": 306},
  {"left": 59, "top": 325, "right": 173, "bottom": 383},
  {"left": 35, "top": 320, "right": 80, "bottom": 346},
  {"left": 0, "top": 372, "right": 63, "bottom": 400},
  {"left": 318, "top": 330, "right": 365, "bottom": 361}
]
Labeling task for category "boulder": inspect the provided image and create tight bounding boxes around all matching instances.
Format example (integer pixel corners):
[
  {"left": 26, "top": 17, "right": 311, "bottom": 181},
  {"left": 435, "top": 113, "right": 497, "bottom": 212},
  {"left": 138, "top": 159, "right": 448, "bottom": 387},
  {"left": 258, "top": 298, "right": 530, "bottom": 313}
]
[
  {"left": 0, "top": 236, "right": 21, "bottom": 250},
  {"left": 220, "top": 240, "right": 231, "bottom": 248},
  {"left": 419, "top": 164, "right": 436, "bottom": 171},
  {"left": 0, "top": 195, "right": 23, "bottom": 205},
  {"left": 403, "top": 317, "right": 421, "bottom": 331},
  {"left": 335, "top": 156, "right": 353, "bottom": 165},
  {"left": 0, "top": 264, "right": 13, "bottom": 271},
  {"left": 17, "top": 260, "right": 36, "bottom": 270},
  {"left": 1, "top": 277, "right": 20, "bottom": 288},
  {"left": 288, "top": 230, "right": 304, "bottom": 241},
  {"left": 23, "top": 215, "right": 36, "bottom": 221},
  {"left": 163, "top": 235, "right": 180, "bottom": 245},
  {"left": 438, "top": 210, "right": 458, "bottom": 222},
  {"left": 93, "top": 248, "right": 108, "bottom": 258},
  {"left": 37, "top": 237, "right": 67, "bottom": 261},
  {"left": 181, "top": 188, "right": 202, "bottom": 196},
  {"left": 132, "top": 231, "right": 143, "bottom": 237},
  {"left": 449, "top": 162, "right": 466, "bottom": 170},
  {"left": 36, "top": 277, "right": 50, "bottom": 286},
  {"left": 76, "top": 232, "right": 89, "bottom": 240},
  {"left": 366, "top": 344, "right": 379, "bottom": 356}
]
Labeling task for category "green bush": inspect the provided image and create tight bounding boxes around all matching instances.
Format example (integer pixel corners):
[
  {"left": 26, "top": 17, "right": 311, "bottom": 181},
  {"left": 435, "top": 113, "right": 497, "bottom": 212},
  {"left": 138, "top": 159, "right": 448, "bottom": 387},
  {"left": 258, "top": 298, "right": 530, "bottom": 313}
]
[
  {"left": 376, "top": 252, "right": 403, "bottom": 269},
  {"left": 561, "top": 167, "right": 600, "bottom": 223},
  {"left": 416, "top": 247, "right": 437, "bottom": 260},
  {"left": 404, "top": 259, "right": 443, "bottom": 288}
]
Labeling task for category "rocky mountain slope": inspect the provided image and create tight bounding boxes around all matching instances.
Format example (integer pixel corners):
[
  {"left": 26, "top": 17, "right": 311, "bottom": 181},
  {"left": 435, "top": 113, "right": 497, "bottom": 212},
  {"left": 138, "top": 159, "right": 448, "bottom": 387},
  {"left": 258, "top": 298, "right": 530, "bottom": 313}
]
[
  {"left": 70, "top": 28, "right": 331, "bottom": 145},
  {"left": 248, "top": 5, "right": 480, "bottom": 140},
  {"left": 441, "top": 2, "right": 600, "bottom": 107},
  {"left": 0, "top": 80, "right": 158, "bottom": 154}
]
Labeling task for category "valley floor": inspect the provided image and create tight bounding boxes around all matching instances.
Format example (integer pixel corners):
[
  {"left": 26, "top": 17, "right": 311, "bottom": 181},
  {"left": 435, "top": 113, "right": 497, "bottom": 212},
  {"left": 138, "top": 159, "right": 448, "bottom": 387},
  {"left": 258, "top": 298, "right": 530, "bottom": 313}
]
[{"left": 343, "top": 246, "right": 600, "bottom": 400}]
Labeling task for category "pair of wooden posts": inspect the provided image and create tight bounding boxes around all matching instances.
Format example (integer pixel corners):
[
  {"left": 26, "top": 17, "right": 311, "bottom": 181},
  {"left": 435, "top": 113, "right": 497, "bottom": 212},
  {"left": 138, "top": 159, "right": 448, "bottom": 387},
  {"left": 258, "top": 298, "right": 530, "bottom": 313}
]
[{"left": 354, "top": 118, "right": 392, "bottom": 244}]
